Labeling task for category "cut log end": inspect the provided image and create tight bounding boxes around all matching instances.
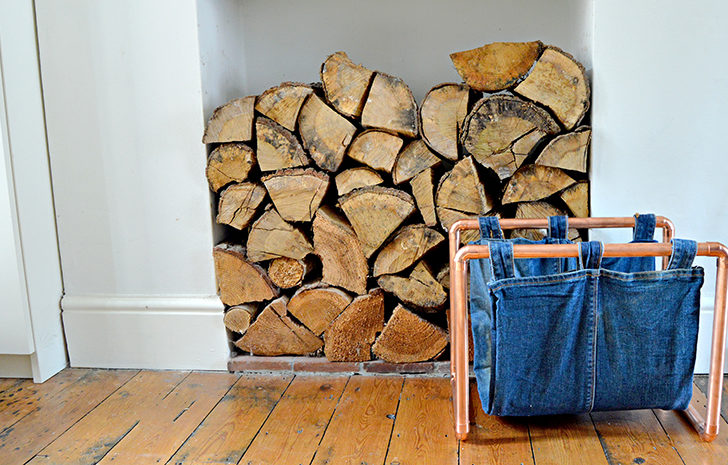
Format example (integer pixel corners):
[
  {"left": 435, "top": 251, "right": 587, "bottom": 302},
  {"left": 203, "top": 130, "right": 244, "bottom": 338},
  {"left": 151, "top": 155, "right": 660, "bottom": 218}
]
[
  {"left": 346, "top": 130, "right": 403, "bottom": 173},
  {"left": 298, "top": 94, "right": 357, "bottom": 172},
  {"left": 206, "top": 143, "right": 256, "bottom": 192},
  {"left": 288, "top": 285, "right": 353, "bottom": 336},
  {"left": 372, "top": 224, "right": 444, "bottom": 277},
  {"left": 449, "top": 41, "right": 543, "bottom": 91},
  {"left": 410, "top": 168, "right": 438, "bottom": 227},
  {"left": 435, "top": 156, "right": 494, "bottom": 216},
  {"left": 321, "top": 51, "right": 374, "bottom": 118},
  {"left": 255, "top": 82, "right": 313, "bottom": 132},
  {"left": 560, "top": 181, "right": 589, "bottom": 217},
  {"left": 335, "top": 167, "right": 383, "bottom": 196},
  {"left": 256, "top": 117, "right": 309, "bottom": 172},
  {"left": 501, "top": 164, "right": 576, "bottom": 205},
  {"left": 216, "top": 183, "right": 267, "bottom": 230},
  {"left": 262, "top": 168, "right": 330, "bottom": 222},
  {"left": 267, "top": 257, "right": 313, "bottom": 289},
  {"left": 223, "top": 304, "right": 259, "bottom": 334},
  {"left": 392, "top": 139, "right": 441, "bottom": 185},
  {"left": 324, "top": 289, "right": 385, "bottom": 362},
  {"left": 372, "top": 305, "right": 448, "bottom": 363},
  {"left": 420, "top": 83, "right": 470, "bottom": 160},
  {"left": 203, "top": 96, "right": 255, "bottom": 143},
  {"left": 213, "top": 243, "right": 278, "bottom": 306},
  {"left": 378, "top": 262, "right": 447, "bottom": 311},
  {"left": 512, "top": 202, "right": 581, "bottom": 241},
  {"left": 246, "top": 208, "right": 314, "bottom": 262},
  {"left": 361, "top": 72, "right": 419, "bottom": 138},
  {"left": 535, "top": 126, "right": 590, "bottom": 173}
]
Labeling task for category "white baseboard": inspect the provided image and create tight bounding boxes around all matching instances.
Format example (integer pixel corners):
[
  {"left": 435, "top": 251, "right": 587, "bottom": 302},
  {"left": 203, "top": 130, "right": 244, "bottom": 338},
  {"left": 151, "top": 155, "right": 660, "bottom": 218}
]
[
  {"left": 695, "top": 306, "right": 728, "bottom": 374},
  {"left": 61, "top": 294, "right": 230, "bottom": 370}
]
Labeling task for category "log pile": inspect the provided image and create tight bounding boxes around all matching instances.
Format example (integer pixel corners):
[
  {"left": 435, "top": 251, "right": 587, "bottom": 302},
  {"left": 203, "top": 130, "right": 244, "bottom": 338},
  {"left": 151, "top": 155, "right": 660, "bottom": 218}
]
[{"left": 206, "top": 44, "right": 591, "bottom": 363}]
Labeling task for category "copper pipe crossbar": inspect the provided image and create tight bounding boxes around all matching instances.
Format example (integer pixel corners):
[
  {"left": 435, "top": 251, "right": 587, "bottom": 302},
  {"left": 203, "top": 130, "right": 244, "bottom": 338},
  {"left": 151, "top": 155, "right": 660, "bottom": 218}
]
[
  {"left": 446, "top": 216, "right": 675, "bottom": 433},
  {"left": 449, "top": 236, "right": 728, "bottom": 442}
]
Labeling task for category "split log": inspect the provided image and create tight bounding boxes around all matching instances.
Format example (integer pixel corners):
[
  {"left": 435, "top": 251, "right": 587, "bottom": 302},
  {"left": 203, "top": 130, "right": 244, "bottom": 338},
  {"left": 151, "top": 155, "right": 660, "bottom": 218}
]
[
  {"left": 246, "top": 208, "right": 313, "bottom": 262},
  {"left": 392, "top": 140, "right": 441, "bottom": 185},
  {"left": 560, "top": 181, "right": 589, "bottom": 217},
  {"left": 372, "top": 305, "right": 448, "bottom": 363},
  {"left": 410, "top": 168, "right": 438, "bottom": 227},
  {"left": 512, "top": 201, "right": 580, "bottom": 241},
  {"left": 339, "top": 186, "right": 416, "bottom": 258},
  {"left": 298, "top": 94, "right": 357, "bottom": 172},
  {"left": 372, "top": 224, "right": 444, "bottom": 276},
  {"left": 514, "top": 47, "right": 590, "bottom": 130},
  {"left": 235, "top": 297, "right": 323, "bottom": 356},
  {"left": 461, "top": 95, "right": 560, "bottom": 180},
  {"left": 436, "top": 265, "right": 449, "bottom": 290},
  {"left": 420, "top": 83, "right": 470, "bottom": 160},
  {"left": 255, "top": 82, "right": 313, "bottom": 131},
  {"left": 335, "top": 167, "right": 383, "bottom": 196},
  {"left": 287, "top": 284, "right": 353, "bottom": 335},
  {"left": 324, "top": 289, "right": 385, "bottom": 362},
  {"left": 213, "top": 243, "right": 278, "bottom": 305},
  {"left": 320, "top": 51, "right": 374, "bottom": 118},
  {"left": 437, "top": 209, "right": 481, "bottom": 244},
  {"left": 261, "top": 168, "right": 329, "bottom": 222},
  {"left": 206, "top": 143, "right": 256, "bottom": 192},
  {"left": 267, "top": 257, "right": 314, "bottom": 289},
  {"left": 202, "top": 96, "right": 255, "bottom": 143},
  {"left": 449, "top": 41, "right": 543, "bottom": 91},
  {"left": 223, "top": 304, "right": 258, "bottom": 334},
  {"left": 535, "top": 126, "right": 590, "bottom": 173},
  {"left": 346, "top": 130, "right": 403, "bottom": 173},
  {"left": 361, "top": 72, "right": 418, "bottom": 138},
  {"left": 255, "top": 117, "right": 309, "bottom": 172},
  {"left": 435, "top": 157, "right": 494, "bottom": 231},
  {"left": 216, "top": 183, "right": 267, "bottom": 230},
  {"left": 312, "top": 206, "right": 368, "bottom": 294},
  {"left": 501, "top": 164, "right": 576, "bottom": 204},
  {"left": 377, "top": 262, "right": 447, "bottom": 311}
]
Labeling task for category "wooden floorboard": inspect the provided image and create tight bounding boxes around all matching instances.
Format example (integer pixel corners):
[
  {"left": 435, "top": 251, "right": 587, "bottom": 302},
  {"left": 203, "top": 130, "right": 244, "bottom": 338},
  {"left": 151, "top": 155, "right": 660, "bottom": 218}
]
[
  {"left": 238, "top": 375, "right": 348, "bottom": 465},
  {"left": 694, "top": 374, "right": 728, "bottom": 423},
  {"left": 0, "top": 369, "right": 137, "bottom": 465},
  {"left": 311, "top": 376, "right": 402, "bottom": 465},
  {"left": 3, "top": 369, "right": 728, "bottom": 465},
  {"left": 169, "top": 374, "right": 292, "bottom": 465},
  {"left": 384, "top": 377, "right": 459, "bottom": 465}
]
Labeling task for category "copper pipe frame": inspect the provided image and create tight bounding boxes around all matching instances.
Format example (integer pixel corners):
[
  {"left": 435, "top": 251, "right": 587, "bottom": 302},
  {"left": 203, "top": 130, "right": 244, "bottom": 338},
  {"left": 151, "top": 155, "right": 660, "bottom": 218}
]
[
  {"left": 449, "top": 234, "right": 725, "bottom": 442},
  {"left": 446, "top": 216, "right": 675, "bottom": 437}
]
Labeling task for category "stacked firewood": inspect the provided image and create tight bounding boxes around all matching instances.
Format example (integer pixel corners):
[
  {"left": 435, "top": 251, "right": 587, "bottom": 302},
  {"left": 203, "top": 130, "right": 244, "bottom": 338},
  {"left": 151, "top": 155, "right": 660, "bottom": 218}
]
[{"left": 205, "top": 42, "right": 590, "bottom": 363}]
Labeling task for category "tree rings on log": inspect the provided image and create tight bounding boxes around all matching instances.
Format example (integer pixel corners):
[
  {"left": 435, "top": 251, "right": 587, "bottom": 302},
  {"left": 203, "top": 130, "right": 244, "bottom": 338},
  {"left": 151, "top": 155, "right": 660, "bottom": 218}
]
[
  {"left": 435, "top": 156, "right": 494, "bottom": 230},
  {"left": 449, "top": 41, "right": 543, "bottom": 91},
  {"left": 324, "top": 289, "right": 385, "bottom": 362},
  {"left": 203, "top": 96, "right": 255, "bottom": 143},
  {"left": 320, "top": 51, "right": 374, "bottom": 119},
  {"left": 461, "top": 94, "right": 560, "bottom": 180},
  {"left": 255, "top": 117, "right": 309, "bottom": 172},
  {"left": 267, "top": 257, "right": 313, "bottom": 289},
  {"left": 560, "top": 181, "right": 589, "bottom": 217},
  {"left": 372, "top": 305, "right": 448, "bottom": 363},
  {"left": 372, "top": 224, "right": 444, "bottom": 277},
  {"left": 223, "top": 304, "right": 259, "bottom": 334},
  {"left": 392, "top": 139, "right": 441, "bottom": 185},
  {"left": 213, "top": 243, "right": 278, "bottom": 306},
  {"left": 235, "top": 296, "right": 323, "bottom": 356},
  {"left": 312, "top": 206, "right": 369, "bottom": 295},
  {"left": 514, "top": 47, "right": 590, "bottom": 130},
  {"left": 255, "top": 82, "right": 313, "bottom": 132},
  {"left": 246, "top": 208, "right": 314, "bottom": 262},
  {"left": 535, "top": 126, "right": 590, "bottom": 173},
  {"left": 335, "top": 167, "right": 383, "bottom": 196},
  {"left": 377, "top": 262, "right": 447, "bottom": 311},
  {"left": 361, "top": 72, "right": 419, "bottom": 138},
  {"left": 216, "top": 183, "right": 267, "bottom": 230},
  {"left": 501, "top": 164, "right": 576, "bottom": 204},
  {"left": 346, "top": 130, "right": 404, "bottom": 173},
  {"left": 420, "top": 83, "right": 470, "bottom": 160},
  {"left": 288, "top": 284, "right": 353, "bottom": 336},
  {"left": 206, "top": 143, "right": 256, "bottom": 192},
  {"left": 298, "top": 94, "right": 357, "bottom": 172},
  {"left": 410, "top": 168, "right": 438, "bottom": 227},
  {"left": 262, "top": 168, "right": 329, "bottom": 222},
  {"left": 339, "top": 186, "right": 416, "bottom": 258}
]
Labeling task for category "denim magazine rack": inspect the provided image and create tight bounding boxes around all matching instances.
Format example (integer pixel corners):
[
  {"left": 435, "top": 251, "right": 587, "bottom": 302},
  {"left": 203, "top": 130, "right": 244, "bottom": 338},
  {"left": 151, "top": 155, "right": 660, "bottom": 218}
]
[{"left": 447, "top": 215, "right": 728, "bottom": 442}]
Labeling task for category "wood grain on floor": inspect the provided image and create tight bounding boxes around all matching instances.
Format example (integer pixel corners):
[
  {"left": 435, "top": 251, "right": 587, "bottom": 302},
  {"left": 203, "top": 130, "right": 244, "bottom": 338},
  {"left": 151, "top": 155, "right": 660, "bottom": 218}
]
[{"left": 0, "top": 369, "right": 725, "bottom": 465}]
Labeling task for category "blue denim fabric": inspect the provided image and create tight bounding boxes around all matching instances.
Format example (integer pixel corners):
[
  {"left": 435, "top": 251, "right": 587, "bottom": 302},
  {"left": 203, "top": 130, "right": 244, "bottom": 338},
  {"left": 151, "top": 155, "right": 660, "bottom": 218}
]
[
  {"left": 600, "top": 213, "right": 658, "bottom": 272},
  {"left": 484, "top": 239, "right": 703, "bottom": 416},
  {"left": 469, "top": 216, "right": 573, "bottom": 409}
]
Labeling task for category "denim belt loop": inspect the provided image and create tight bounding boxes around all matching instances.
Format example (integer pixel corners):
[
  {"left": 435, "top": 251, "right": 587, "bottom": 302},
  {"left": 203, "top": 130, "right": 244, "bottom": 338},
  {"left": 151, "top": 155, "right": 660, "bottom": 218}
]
[
  {"left": 548, "top": 215, "right": 569, "bottom": 240},
  {"left": 668, "top": 239, "right": 698, "bottom": 270},
  {"left": 633, "top": 213, "right": 656, "bottom": 241},
  {"left": 579, "top": 241, "right": 604, "bottom": 269},
  {"left": 479, "top": 216, "right": 505, "bottom": 239},
  {"left": 488, "top": 241, "right": 515, "bottom": 280}
]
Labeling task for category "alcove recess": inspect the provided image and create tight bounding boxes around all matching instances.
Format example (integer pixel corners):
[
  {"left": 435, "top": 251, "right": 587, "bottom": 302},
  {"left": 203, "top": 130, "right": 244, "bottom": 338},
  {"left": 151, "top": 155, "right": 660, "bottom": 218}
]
[{"left": 204, "top": 41, "right": 590, "bottom": 363}]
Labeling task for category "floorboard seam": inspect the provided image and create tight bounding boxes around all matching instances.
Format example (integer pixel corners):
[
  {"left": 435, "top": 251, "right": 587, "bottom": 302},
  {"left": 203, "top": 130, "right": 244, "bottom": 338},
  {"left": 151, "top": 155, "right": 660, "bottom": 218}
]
[
  {"left": 307, "top": 375, "right": 352, "bottom": 465},
  {"left": 236, "top": 374, "right": 296, "bottom": 465},
  {"left": 161, "top": 371, "right": 193, "bottom": 400},
  {"left": 381, "top": 377, "right": 406, "bottom": 465}
]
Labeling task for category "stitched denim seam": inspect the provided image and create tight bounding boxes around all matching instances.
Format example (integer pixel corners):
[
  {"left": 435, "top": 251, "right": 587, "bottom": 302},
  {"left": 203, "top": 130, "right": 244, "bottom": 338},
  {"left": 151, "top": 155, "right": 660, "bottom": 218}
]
[
  {"left": 588, "top": 275, "right": 598, "bottom": 412},
  {"left": 489, "top": 269, "right": 704, "bottom": 292}
]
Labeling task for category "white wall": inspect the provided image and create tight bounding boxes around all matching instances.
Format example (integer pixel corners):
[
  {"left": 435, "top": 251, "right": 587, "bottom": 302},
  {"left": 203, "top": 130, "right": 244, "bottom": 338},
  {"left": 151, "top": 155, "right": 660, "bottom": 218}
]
[
  {"left": 591, "top": 0, "right": 728, "bottom": 372},
  {"left": 200, "top": 0, "right": 593, "bottom": 103},
  {"left": 36, "top": 0, "right": 229, "bottom": 370}
]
